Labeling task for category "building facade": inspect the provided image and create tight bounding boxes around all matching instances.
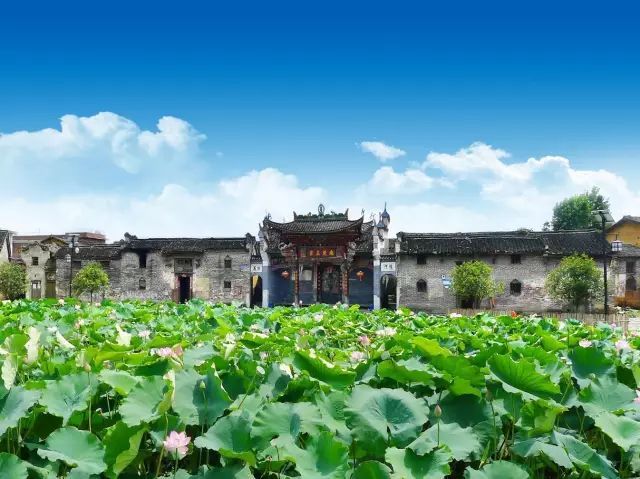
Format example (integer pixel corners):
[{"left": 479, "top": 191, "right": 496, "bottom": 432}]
[
  {"left": 395, "top": 230, "right": 610, "bottom": 313},
  {"left": 607, "top": 216, "right": 640, "bottom": 247},
  {"left": 6, "top": 206, "right": 637, "bottom": 312}
]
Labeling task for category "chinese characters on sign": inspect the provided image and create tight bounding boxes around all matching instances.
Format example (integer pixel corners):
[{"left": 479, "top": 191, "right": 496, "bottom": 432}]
[
  {"left": 303, "top": 246, "right": 343, "bottom": 258},
  {"left": 381, "top": 262, "right": 396, "bottom": 272}
]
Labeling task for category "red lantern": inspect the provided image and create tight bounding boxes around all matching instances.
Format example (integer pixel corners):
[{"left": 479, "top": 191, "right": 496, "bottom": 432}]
[
  {"left": 281, "top": 270, "right": 290, "bottom": 279},
  {"left": 356, "top": 270, "right": 365, "bottom": 281}
]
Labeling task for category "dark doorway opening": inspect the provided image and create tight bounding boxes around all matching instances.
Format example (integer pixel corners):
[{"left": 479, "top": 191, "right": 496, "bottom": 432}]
[
  {"left": 250, "top": 275, "right": 263, "bottom": 307},
  {"left": 178, "top": 275, "right": 191, "bottom": 303},
  {"left": 380, "top": 274, "right": 397, "bottom": 310},
  {"left": 318, "top": 263, "right": 342, "bottom": 304}
]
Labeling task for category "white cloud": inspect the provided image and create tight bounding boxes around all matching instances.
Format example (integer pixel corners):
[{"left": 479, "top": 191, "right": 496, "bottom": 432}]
[
  {"left": 359, "top": 141, "right": 406, "bottom": 162},
  {"left": 421, "top": 142, "right": 640, "bottom": 228},
  {"left": 3, "top": 168, "right": 325, "bottom": 241},
  {"left": 0, "top": 112, "right": 205, "bottom": 174},
  {"left": 365, "top": 166, "right": 435, "bottom": 194}
]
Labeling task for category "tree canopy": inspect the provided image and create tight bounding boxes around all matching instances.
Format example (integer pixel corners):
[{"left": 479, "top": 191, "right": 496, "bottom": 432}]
[
  {"left": 72, "top": 262, "right": 109, "bottom": 301},
  {"left": 451, "top": 260, "right": 503, "bottom": 308},
  {"left": 545, "top": 187, "right": 611, "bottom": 231},
  {"left": 545, "top": 254, "right": 603, "bottom": 311},
  {"left": 0, "top": 263, "right": 26, "bottom": 300}
]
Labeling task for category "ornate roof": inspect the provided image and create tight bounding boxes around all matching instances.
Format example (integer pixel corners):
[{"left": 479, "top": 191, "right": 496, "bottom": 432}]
[
  {"left": 262, "top": 208, "right": 364, "bottom": 235},
  {"left": 397, "top": 230, "right": 609, "bottom": 257}
]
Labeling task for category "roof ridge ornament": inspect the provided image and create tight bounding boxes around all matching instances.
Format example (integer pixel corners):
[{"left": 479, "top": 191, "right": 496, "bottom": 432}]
[{"left": 318, "top": 203, "right": 325, "bottom": 216}]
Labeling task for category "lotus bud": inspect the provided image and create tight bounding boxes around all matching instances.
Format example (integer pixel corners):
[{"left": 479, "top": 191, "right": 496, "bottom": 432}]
[
  {"left": 199, "top": 380, "right": 206, "bottom": 390},
  {"left": 485, "top": 389, "right": 493, "bottom": 401},
  {"left": 434, "top": 404, "right": 442, "bottom": 418},
  {"left": 83, "top": 363, "right": 91, "bottom": 372},
  {"left": 588, "top": 373, "right": 596, "bottom": 381}
]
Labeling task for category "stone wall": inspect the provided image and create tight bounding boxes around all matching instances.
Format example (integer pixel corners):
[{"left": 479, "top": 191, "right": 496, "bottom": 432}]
[
  {"left": 56, "top": 249, "right": 251, "bottom": 304},
  {"left": 397, "top": 253, "right": 608, "bottom": 312}
]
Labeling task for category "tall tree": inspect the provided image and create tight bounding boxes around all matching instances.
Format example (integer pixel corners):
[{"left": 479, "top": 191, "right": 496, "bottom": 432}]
[{"left": 548, "top": 187, "right": 611, "bottom": 231}]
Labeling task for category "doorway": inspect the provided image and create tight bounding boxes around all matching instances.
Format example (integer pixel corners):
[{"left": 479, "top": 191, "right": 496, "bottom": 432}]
[
  {"left": 30, "top": 280, "right": 42, "bottom": 299},
  {"left": 178, "top": 275, "right": 191, "bottom": 303},
  {"left": 318, "top": 263, "right": 342, "bottom": 304},
  {"left": 380, "top": 274, "right": 396, "bottom": 310},
  {"left": 250, "top": 275, "right": 263, "bottom": 307}
]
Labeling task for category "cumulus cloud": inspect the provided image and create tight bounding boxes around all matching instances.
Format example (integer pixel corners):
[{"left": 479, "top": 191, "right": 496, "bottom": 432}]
[
  {"left": 359, "top": 141, "right": 406, "bottom": 162},
  {"left": 365, "top": 166, "right": 435, "bottom": 194},
  {"left": 0, "top": 112, "right": 205, "bottom": 174},
  {"left": 421, "top": 142, "right": 640, "bottom": 227},
  {"left": 3, "top": 168, "right": 325, "bottom": 241}
]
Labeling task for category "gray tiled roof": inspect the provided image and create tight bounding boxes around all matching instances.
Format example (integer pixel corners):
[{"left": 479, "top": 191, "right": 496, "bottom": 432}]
[
  {"left": 397, "top": 230, "right": 609, "bottom": 256},
  {"left": 263, "top": 217, "right": 364, "bottom": 234},
  {"left": 55, "top": 245, "right": 122, "bottom": 260},
  {"left": 614, "top": 243, "right": 640, "bottom": 258},
  {"left": 125, "top": 237, "right": 247, "bottom": 253}
]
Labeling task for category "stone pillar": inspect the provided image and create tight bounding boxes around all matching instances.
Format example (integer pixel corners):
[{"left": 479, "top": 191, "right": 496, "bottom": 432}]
[
  {"left": 373, "top": 258, "right": 381, "bottom": 310},
  {"left": 261, "top": 258, "right": 270, "bottom": 308}
]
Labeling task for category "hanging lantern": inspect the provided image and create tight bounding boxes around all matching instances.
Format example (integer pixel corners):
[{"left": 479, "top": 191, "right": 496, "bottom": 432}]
[
  {"left": 281, "top": 269, "right": 290, "bottom": 279},
  {"left": 611, "top": 240, "right": 623, "bottom": 253},
  {"left": 356, "top": 270, "right": 365, "bottom": 281}
]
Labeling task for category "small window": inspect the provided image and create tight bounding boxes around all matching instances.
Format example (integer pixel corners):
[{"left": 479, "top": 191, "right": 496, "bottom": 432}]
[
  {"left": 455, "top": 261, "right": 463, "bottom": 266},
  {"left": 416, "top": 254, "right": 426, "bottom": 265},
  {"left": 491, "top": 257, "right": 497, "bottom": 264},
  {"left": 139, "top": 251, "right": 148, "bottom": 268},
  {"left": 224, "top": 281, "right": 232, "bottom": 290},
  {"left": 32, "top": 256, "right": 39, "bottom": 266},
  {"left": 626, "top": 261, "right": 636, "bottom": 274},
  {"left": 100, "top": 261, "right": 110, "bottom": 269},
  {"left": 139, "top": 278, "right": 146, "bottom": 290},
  {"left": 72, "top": 260, "right": 82, "bottom": 270},
  {"left": 416, "top": 279, "right": 427, "bottom": 293},
  {"left": 511, "top": 254, "right": 522, "bottom": 264},
  {"left": 510, "top": 280, "right": 522, "bottom": 296},
  {"left": 224, "top": 257, "right": 232, "bottom": 269}
]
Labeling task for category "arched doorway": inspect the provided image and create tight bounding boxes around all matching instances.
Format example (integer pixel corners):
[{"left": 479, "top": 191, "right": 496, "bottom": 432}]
[
  {"left": 250, "top": 275, "right": 263, "bottom": 307},
  {"left": 380, "top": 274, "right": 397, "bottom": 310},
  {"left": 626, "top": 276, "right": 637, "bottom": 292}
]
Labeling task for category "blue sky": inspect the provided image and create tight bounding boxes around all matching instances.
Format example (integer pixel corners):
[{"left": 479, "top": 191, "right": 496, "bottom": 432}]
[{"left": 2, "top": 1, "right": 640, "bottom": 240}]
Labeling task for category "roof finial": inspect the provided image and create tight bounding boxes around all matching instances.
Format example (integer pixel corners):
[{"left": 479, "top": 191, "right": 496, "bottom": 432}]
[{"left": 318, "top": 203, "right": 325, "bottom": 216}]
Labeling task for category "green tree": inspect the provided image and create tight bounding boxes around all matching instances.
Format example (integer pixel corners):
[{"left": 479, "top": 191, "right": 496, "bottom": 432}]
[
  {"left": 451, "top": 260, "right": 503, "bottom": 309},
  {"left": 0, "top": 263, "right": 26, "bottom": 300},
  {"left": 549, "top": 187, "right": 611, "bottom": 231},
  {"left": 545, "top": 254, "right": 603, "bottom": 311},
  {"left": 72, "top": 262, "right": 109, "bottom": 302}
]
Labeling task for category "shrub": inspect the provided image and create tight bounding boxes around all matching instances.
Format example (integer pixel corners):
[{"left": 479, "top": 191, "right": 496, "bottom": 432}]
[
  {"left": 451, "top": 260, "right": 503, "bottom": 308},
  {"left": 545, "top": 254, "right": 603, "bottom": 311},
  {"left": 0, "top": 262, "right": 26, "bottom": 299},
  {"left": 72, "top": 262, "right": 109, "bottom": 301}
]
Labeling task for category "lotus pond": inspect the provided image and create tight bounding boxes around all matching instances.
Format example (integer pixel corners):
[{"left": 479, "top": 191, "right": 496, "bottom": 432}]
[{"left": 0, "top": 299, "right": 639, "bottom": 478}]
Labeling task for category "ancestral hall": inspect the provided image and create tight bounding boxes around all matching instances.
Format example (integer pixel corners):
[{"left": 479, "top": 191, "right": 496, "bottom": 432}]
[{"left": 5, "top": 204, "right": 639, "bottom": 312}]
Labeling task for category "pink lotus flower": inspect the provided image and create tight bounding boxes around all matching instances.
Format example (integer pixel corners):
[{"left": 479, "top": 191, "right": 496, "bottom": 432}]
[
  {"left": 154, "top": 345, "right": 183, "bottom": 358},
  {"left": 615, "top": 339, "right": 630, "bottom": 351},
  {"left": 163, "top": 431, "right": 191, "bottom": 458},
  {"left": 634, "top": 390, "right": 640, "bottom": 405},
  {"left": 358, "top": 335, "right": 371, "bottom": 346},
  {"left": 138, "top": 329, "right": 151, "bottom": 339},
  {"left": 579, "top": 339, "right": 592, "bottom": 348},
  {"left": 350, "top": 351, "right": 366, "bottom": 362}
]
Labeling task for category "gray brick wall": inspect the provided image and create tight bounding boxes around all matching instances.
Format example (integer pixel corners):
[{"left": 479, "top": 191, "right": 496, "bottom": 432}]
[{"left": 397, "top": 253, "right": 607, "bottom": 312}]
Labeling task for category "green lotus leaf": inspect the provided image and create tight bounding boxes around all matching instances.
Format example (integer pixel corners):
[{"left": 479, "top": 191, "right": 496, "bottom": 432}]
[
  {"left": 39, "top": 372, "right": 97, "bottom": 425},
  {"left": 552, "top": 431, "right": 618, "bottom": 479},
  {"left": 0, "top": 385, "right": 40, "bottom": 436},
  {"left": 0, "top": 452, "right": 28, "bottom": 479},
  {"left": 293, "top": 351, "right": 356, "bottom": 389},
  {"left": 377, "top": 358, "right": 436, "bottom": 387},
  {"left": 37, "top": 426, "right": 106, "bottom": 475},
  {"left": 194, "top": 412, "right": 255, "bottom": 465},
  {"left": 251, "top": 401, "right": 322, "bottom": 448},
  {"left": 568, "top": 347, "right": 615, "bottom": 387},
  {"left": 488, "top": 354, "right": 560, "bottom": 400},
  {"left": 593, "top": 412, "right": 640, "bottom": 452},
  {"left": 351, "top": 461, "right": 392, "bottom": 479},
  {"left": 409, "top": 422, "right": 481, "bottom": 461},
  {"left": 518, "top": 400, "right": 566, "bottom": 436},
  {"left": 464, "top": 460, "right": 530, "bottom": 478},
  {"left": 345, "top": 385, "right": 428, "bottom": 456},
  {"left": 411, "top": 337, "right": 452, "bottom": 358},
  {"left": 98, "top": 369, "right": 140, "bottom": 395},
  {"left": 103, "top": 421, "right": 146, "bottom": 478},
  {"left": 119, "top": 375, "right": 171, "bottom": 426},
  {"left": 315, "top": 391, "right": 351, "bottom": 439},
  {"left": 511, "top": 438, "right": 573, "bottom": 469},
  {"left": 579, "top": 379, "right": 636, "bottom": 416},
  {"left": 173, "top": 368, "right": 231, "bottom": 426},
  {"left": 291, "top": 431, "right": 349, "bottom": 479},
  {"left": 385, "top": 447, "right": 451, "bottom": 479},
  {"left": 432, "top": 393, "right": 492, "bottom": 428}
]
